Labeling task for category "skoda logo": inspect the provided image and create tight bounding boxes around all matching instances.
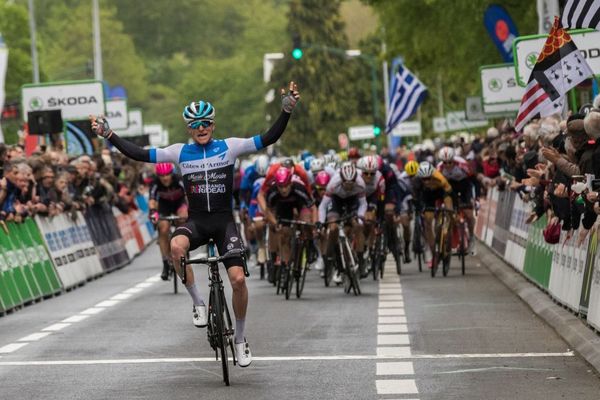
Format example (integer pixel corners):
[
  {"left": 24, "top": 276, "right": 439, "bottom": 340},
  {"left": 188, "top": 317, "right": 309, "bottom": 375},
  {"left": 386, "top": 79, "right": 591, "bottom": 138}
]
[
  {"left": 488, "top": 78, "right": 502, "bottom": 92},
  {"left": 525, "top": 52, "right": 538, "bottom": 69},
  {"left": 29, "top": 96, "right": 43, "bottom": 110}
]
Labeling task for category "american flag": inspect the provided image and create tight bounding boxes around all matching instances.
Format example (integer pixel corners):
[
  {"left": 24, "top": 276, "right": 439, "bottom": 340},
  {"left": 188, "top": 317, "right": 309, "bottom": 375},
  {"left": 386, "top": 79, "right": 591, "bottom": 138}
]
[
  {"left": 386, "top": 64, "right": 427, "bottom": 134},
  {"left": 515, "top": 18, "right": 593, "bottom": 132},
  {"left": 561, "top": 0, "right": 600, "bottom": 31}
]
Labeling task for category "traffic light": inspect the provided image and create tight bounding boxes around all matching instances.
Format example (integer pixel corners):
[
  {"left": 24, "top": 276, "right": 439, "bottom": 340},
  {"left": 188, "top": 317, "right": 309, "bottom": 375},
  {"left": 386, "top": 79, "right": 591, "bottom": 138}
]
[
  {"left": 373, "top": 125, "right": 382, "bottom": 136},
  {"left": 292, "top": 34, "right": 303, "bottom": 60}
]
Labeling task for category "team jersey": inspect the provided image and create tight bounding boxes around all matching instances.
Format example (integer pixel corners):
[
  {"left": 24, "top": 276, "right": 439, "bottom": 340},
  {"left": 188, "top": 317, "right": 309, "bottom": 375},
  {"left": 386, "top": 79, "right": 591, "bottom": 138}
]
[
  {"left": 149, "top": 175, "right": 186, "bottom": 205},
  {"left": 149, "top": 136, "right": 264, "bottom": 215},
  {"left": 248, "top": 177, "right": 265, "bottom": 219},
  {"left": 437, "top": 156, "right": 472, "bottom": 182},
  {"left": 266, "top": 182, "right": 314, "bottom": 221},
  {"left": 318, "top": 173, "right": 368, "bottom": 222},
  {"left": 421, "top": 169, "right": 452, "bottom": 193}
]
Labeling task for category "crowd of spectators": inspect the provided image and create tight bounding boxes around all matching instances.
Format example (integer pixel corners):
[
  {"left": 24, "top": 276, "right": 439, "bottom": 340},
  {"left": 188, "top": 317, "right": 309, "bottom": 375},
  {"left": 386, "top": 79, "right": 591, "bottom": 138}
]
[
  {"left": 392, "top": 95, "right": 600, "bottom": 246},
  {"left": 0, "top": 144, "right": 153, "bottom": 223}
]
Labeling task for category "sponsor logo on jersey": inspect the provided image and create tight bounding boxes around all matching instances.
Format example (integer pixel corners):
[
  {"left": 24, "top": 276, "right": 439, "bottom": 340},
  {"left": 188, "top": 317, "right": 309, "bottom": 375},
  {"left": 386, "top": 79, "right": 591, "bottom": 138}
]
[{"left": 189, "top": 184, "right": 227, "bottom": 194}]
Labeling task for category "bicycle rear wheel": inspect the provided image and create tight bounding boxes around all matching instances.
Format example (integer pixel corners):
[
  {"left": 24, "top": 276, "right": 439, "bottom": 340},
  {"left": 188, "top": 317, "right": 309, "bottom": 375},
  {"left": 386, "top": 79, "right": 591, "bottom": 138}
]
[
  {"left": 442, "top": 225, "right": 452, "bottom": 277},
  {"left": 432, "top": 223, "right": 443, "bottom": 278},
  {"left": 460, "top": 223, "right": 466, "bottom": 276},
  {"left": 324, "top": 256, "right": 334, "bottom": 287},
  {"left": 343, "top": 239, "right": 361, "bottom": 296},
  {"left": 172, "top": 263, "right": 178, "bottom": 294},
  {"left": 285, "top": 263, "right": 294, "bottom": 300}
]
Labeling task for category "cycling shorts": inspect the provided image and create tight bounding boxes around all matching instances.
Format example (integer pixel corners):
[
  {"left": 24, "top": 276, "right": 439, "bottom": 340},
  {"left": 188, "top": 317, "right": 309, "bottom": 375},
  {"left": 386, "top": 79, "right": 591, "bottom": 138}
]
[
  {"left": 449, "top": 179, "right": 473, "bottom": 208},
  {"left": 173, "top": 212, "right": 245, "bottom": 269},
  {"left": 327, "top": 195, "right": 359, "bottom": 220},
  {"left": 159, "top": 200, "right": 188, "bottom": 217},
  {"left": 385, "top": 185, "right": 411, "bottom": 214},
  {"left": 422, "top": 189, "right": 448, "bottom": 210}
]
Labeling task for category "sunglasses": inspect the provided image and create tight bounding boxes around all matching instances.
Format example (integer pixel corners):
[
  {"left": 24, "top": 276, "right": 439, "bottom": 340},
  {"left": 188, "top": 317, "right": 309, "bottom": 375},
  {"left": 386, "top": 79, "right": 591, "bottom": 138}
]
[
  {"left": 189, "top": 120, "right": 214, "bottom": 129},
  {"left": 442, "top": 161, "right": 454, "bottom": 165},
  {"left": 362, "top": 172, "right": 374, "bottom": 177}
]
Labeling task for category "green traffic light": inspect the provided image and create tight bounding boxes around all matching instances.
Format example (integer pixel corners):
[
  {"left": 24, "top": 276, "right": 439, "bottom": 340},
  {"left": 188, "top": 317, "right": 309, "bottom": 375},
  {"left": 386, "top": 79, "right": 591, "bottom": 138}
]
[
  {"left": 292, "top": 48, "right": 303, "bottom": 60},
  {"left": 373, "top": 126, "right": 381, "bottom": 136}
]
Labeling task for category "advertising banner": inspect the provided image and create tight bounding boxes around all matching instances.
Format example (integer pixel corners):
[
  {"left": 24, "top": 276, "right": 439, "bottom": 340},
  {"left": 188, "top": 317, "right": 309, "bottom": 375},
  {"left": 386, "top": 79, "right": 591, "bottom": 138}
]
[
  {"left": 586, "top": 236, "right": 600, "bottom": 330},
  {"left": 0, "top": 35, "right": 7, "bottom": 143},
  {"left": 513, "top": 29, "right": 600, "bottom": 87},
  {"left": 105, "top": 98, "right": 128, "bottom": 130},
  {"left": 522, "top": 215, "right": 553, "bottom": 289},
  {"left": 548, "top": 227, "right": 587, "bottom": 312},
  {"left": 112, "top": 207, "right": 142, "bottom": 259},
  {"left": 118, "top": 108, "right": 143, "bottom": 137},
  {"left": 483, "top": 4, "right": 519, "bottom": 62},
  {"left": 84, "top": 204, "right": 129, "bottom": 272},
  {"left": 21, "top": 80, "right": 105, "bottom": 122},
  {"left": 390, "top": 121, "right": 422, "bottom": 137},
  {"left": 480, "top": 64, "right": 524, "bottom": 114},
  {"left": 491, "top": 189, "right": 515, "bottom": 256},
  {"left": 35, "top": 213, "right": 104, "bottom": 289}
]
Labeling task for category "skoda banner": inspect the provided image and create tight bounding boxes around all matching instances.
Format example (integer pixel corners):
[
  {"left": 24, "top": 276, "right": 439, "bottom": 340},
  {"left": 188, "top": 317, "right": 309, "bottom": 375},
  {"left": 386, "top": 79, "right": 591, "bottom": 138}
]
[
  {"left": 513, "top": 29, "right": 600, "bottom": 87},
  {"left": 105, "top": 98, "right": 128, "bottom": 130},
  {"left": 483, "top": 4, "right": 519, "bottom": 63},
  {"left": 0, "top": 35, "right": 7, "bottom": 143},
  {"left": 118, "top": 108, "right": 143, "bottom": 137},
  {"left": 480, "top": 64, "right": 524, "bottom": 115},
  {"left": 21, "top": 80, "right": 105, "bottom": 122}
]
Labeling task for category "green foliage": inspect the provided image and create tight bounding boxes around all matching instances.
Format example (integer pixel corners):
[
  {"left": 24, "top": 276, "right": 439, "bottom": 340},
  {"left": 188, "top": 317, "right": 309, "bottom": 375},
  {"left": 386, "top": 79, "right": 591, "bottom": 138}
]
[
  {"left": 366, "top": 0, "right": 537, "bottom": 137},
  {"left": 0, "top": 0, "right": 34, "bottom": 101},
  {"left": 268, "top": 0, "right": 378, "bottom": 152}
]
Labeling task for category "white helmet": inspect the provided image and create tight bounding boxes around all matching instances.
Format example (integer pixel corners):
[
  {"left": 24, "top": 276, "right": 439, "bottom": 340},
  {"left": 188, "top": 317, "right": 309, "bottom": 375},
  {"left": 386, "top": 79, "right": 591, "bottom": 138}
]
[
  {"left": 358, "top": 155, "right": 378, "bottom": 172},
  {"left": 310, "top": 157, "right": 325, "bottom": 172},
  {"left": 340, "top": 161, "right": 357, "bottom": 182},
  {"left": 438, "top": 146, "right": 455, "bottom": 162},
  {"left": 323, "top": 154, "right": 337, "bottom": 169},
  {"left": 254, "top": 154, "right": 269, "bottom": 176},
  {"left": 417, "top": 161, "right": 435, "bottom": 178}
]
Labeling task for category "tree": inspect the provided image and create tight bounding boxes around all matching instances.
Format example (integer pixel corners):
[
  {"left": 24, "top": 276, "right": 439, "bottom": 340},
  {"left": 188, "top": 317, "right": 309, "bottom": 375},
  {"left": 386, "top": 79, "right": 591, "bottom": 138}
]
[
  {"left": 39, "top": 2, "right": 148, "bottom": 105},
  {"left": 267, "top": 0, "right": 377, "bottom": 152},
  {"left": 366, "top": 0, "right": 538, "bottom": 137}
]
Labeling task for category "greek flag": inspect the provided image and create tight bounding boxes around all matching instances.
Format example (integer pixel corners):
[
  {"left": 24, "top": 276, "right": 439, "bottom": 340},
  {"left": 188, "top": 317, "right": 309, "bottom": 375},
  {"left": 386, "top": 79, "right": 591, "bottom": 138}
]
[{"left": 386, "top": 64, "right": 427, "bottom": 133}]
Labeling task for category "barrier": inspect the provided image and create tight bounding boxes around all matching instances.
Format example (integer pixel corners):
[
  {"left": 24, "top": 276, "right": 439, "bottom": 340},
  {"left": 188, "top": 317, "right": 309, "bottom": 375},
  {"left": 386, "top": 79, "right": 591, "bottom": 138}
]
[
  {"left": 84, "top": 204, "right": 130, "bottom": 272},
  {"left": 112, "top": 207, "right": 142, "bottom": 259},
  {"left": 0, "top": 223, "right": 38, "bottom": 304},
  {"left": 35, "top": 212, "right": 104, "bottom": 290},
  {"left": 135, "top": 193, "right": 158, "bottom": 246},
  {"left": 479, "top": 186, "right": 600, "bottom": 335}
]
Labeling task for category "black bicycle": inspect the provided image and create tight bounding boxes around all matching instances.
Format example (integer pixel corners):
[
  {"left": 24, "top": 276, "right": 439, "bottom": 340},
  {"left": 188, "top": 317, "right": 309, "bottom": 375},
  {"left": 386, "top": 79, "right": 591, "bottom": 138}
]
[
  {"left": 181, "top": 239, "right": 249, "bottom": 386},
  {"left": 279, "top": 219, "right": 313, "bottom": 300},
  {"left": 157, "top": 215, "right": 186, "bottom": 294},
  {"left": 370, "top": 222, "right": 386, "bottom": 280},
  {"left": 384, "top": 217, "right": 403, "bottom": 275},
  {"left": 430, "top": 207, "right": 454, "bottom": 278},
  {"left": 323, "top": 215, "right": 361, "bottom": 296}
]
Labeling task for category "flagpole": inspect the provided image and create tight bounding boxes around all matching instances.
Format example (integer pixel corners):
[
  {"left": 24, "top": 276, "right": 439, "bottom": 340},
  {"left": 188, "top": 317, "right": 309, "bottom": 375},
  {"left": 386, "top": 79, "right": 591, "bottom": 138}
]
[{"left": 27, "top": 0, "right": 40, "bottom": 83}]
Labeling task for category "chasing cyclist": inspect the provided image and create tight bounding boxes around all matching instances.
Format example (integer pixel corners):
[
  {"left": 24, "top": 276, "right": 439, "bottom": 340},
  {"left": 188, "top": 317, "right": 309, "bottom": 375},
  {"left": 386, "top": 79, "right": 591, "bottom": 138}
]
[
  {"left": 148, "top": 163, "right": 188, "bottom": 280},
  {"left": 90, "top": 81, "right": 300, "bottom": 368}
]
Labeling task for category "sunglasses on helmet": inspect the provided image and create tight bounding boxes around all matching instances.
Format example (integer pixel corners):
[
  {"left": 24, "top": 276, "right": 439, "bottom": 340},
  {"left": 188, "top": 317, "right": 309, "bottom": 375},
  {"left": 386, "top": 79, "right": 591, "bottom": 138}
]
[{"left": 189, "top": 120, "right": 214, "bottom": 129}]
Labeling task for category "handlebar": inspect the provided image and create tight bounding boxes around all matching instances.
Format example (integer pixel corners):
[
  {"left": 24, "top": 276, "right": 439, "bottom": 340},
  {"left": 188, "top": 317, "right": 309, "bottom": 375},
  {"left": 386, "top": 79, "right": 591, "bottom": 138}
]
[
  {"left": 158, "top": 215, "right": 185, "bottom": 222},
  {"left": 184, "top": 248, "right": 246, "bottom": 265},
  {"left": 278, "top": 219, "right": 315, "bottom": 227}
]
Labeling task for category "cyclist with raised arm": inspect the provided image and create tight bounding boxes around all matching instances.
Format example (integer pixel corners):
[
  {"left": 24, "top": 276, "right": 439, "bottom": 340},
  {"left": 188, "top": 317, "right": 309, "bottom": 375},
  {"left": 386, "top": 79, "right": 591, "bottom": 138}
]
[
  {"left": 148, "top": 163, "right": 188, "bottom": 280},
  {"left": 90, "top": 81, "right": 300, "bottom": 368}
]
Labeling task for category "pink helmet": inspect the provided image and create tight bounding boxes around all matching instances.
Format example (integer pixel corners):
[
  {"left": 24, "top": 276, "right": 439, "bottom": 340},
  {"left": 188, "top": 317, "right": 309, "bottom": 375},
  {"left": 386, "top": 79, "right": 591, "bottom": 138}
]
[
  {"left": 155, "top": 163, "right": 174, "bottom": 176},
  {"left": 275, "top": 167, "right": 293, "bottom": 186},
  {"left": 315, "top": 171, "right": 331, "bottom": 188}
]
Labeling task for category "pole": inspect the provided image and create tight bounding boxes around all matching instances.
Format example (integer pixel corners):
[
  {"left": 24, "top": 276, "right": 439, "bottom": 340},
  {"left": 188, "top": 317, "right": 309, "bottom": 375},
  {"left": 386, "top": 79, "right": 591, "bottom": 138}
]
[
  {"left": 28, "top": 0, "right": 39, "bottom": 83},
  {"left": 92, "top": 0, "right": 103, "bottom": 81},
  {"left": 437, "top": 71, "right": 444, "bottom": 117}
]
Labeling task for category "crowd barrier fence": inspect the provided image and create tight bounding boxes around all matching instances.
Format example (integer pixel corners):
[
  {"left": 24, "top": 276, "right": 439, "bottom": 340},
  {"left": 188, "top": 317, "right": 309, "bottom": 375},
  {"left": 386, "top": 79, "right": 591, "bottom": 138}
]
[
  {"left": 0, "top": 195, "right": 157, "bottom": 315},
  {"left": 477, "top": 187, "right": 600, "bottom": 332}
]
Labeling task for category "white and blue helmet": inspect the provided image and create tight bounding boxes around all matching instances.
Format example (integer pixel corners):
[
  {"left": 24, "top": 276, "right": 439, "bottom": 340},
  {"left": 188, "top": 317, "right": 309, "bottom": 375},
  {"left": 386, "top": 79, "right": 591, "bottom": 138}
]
[{"left": 182, "top": 101, "right": 215, "bottom": 127}]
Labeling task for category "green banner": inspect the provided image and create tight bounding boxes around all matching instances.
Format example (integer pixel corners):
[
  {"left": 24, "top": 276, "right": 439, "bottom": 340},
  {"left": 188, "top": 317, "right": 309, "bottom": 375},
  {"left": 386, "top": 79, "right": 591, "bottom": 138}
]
[
  {"left": 0, "top": 235, "right": 22, "bottom": 311},
  {"left": 24, "top": 218, "right": 62, "bottom": 293},
  {"left": 523, "top": 215, "right": 553, "bottom": 289},
  {"left": 0, "top": 223, "right": 36, "bottom": 303}
]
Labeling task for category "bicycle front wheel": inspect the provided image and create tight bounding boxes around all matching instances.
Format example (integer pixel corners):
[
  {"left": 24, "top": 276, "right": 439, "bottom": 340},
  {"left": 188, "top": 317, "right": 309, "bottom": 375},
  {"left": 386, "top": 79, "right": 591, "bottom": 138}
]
[
  {"left": 296, "top": 246, "right": 308, "bottom": 298},
  {"left": 212, "top": 290, "right": 230, "bottom": 386}
]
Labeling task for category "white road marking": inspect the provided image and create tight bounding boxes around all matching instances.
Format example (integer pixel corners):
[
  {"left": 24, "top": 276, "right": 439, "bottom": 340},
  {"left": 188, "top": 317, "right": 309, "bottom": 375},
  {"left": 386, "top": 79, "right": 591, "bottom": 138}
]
[
  {"left": 62, "top": 315, "right": 90, "bottom": 323},
  {"left": 376, "top": 361, "right": 415, "bottom": 375},
  {"left": 378, "top": 295, "right": 404, "bottom": 301},
  {"left": 95, "top": 300, "right": 120, "bottom": 308},
  {"left": 135, "top": 282, "right": 154, "bottom": 288},
  {"left": 0, "top": 352, "right": 575, "bottom": 366},
  {"left": 0, "top": 343, "right": 29, "bottom": 353},
  {"left": 378, "top": 335, "right": 410, "bottom": 346},
  {"left": 378, "top": 301, "right": 404, "bottom": 308},
  {"left": 41, "top": 323, "right": 71, "bottom": 332},
  {"left": 378, "top": 316, "right": 407, "bottom": 324},
  {"left": 18, "top": 332, "right": 52, "bottom": 342},
  {"left": 110, "top": 293, "right": 133, "bottom": 301},
  {"left": 438, "top": 366, "right": 554, "bottom": 374},
  {"left": 80, "top": 307, "right": 105, "bottom": 315},
  {"left": 378, "top": 308, "right": 405, "bottom": 316},
  {"left": 378, "top": 289, "right": 403, "bottom": 294},
  {"left": 379, "top": 283, "right": 402, "bottom": 288},
  {"left": 376, "top": 379, "right": 419, "bottom": 394},
  {"left": 123, "top": 288, "right": 143, "bottom": 294},
  {"left": 377, "top": 347, "right": 412, "bottom": 357},
  {"left": 145, "top": 275, "right": 162, "bottom": 283},
  {"left": 378, "top": 324, "right": 408, "bottom": 333}
]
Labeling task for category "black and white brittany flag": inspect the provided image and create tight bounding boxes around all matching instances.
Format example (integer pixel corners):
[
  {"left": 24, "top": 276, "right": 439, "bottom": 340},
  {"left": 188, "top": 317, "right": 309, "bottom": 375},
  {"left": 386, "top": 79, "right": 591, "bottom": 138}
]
[
  {"left": 561, "top": 0, "right": 600, "bottom": 31},
  {"left": 515, "top": 17, "right": 594, "bottom": 131}
]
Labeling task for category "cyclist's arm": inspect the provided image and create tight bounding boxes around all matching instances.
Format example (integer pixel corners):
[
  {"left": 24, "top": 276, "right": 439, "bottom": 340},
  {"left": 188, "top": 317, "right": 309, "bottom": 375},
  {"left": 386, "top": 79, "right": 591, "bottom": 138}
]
[
  {"left": 257, "top": 188, "right": 268, "bottom": 215},
  {"left": 107, "top": 132, "right": 183, "bottom": 164},
  {"left": 357, "top": 195, "right": 368, "bottom": 219},
  {"left": 318, "top": 195, "right": 332, "bottom": 223}
]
